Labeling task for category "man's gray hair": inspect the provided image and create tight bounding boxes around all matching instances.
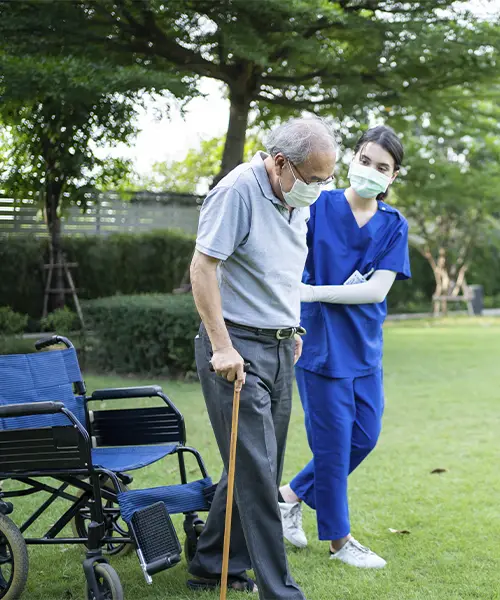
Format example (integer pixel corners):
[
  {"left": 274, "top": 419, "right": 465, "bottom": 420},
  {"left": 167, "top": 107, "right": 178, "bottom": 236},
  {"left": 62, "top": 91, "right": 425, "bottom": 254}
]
[{"left": 264, "top": 117, "right": 337, "bottom": 164}]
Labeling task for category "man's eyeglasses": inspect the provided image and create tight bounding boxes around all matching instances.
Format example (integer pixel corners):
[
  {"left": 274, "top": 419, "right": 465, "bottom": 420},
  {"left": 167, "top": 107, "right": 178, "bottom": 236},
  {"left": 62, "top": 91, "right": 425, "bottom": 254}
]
[{"left": 288, "top": 160, "right": 335, "bottom": 187}]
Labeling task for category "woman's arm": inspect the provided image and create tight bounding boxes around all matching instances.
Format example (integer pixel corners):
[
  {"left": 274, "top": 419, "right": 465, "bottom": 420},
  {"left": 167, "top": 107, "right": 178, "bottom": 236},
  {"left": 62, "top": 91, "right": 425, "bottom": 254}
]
[{"left": 301, "top": 269, "right": 397, "bottom": 304}]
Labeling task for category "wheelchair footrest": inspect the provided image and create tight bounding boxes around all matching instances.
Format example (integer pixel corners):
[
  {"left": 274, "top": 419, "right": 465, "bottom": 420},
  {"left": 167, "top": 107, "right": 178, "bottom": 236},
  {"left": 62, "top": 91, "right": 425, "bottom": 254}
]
[{"left": 130, "top": 501, "right": 181, "bottom": 584}]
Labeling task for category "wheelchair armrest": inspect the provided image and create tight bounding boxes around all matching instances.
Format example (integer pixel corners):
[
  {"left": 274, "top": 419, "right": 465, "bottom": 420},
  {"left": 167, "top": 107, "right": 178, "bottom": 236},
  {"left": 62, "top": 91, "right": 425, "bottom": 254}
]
[
  {"left": 89, "top": 386, "right": 163, "bottom": 401},
  {"left": 0, "top": 401, "right": 65, "bottom": 418},
  {"left": 35, "top": 335, "right": 74, "bottom": 350}
]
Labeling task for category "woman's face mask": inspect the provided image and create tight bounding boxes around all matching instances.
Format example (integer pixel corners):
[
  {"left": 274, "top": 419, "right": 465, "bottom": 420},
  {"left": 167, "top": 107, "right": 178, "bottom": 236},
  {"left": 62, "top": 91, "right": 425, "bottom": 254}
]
[
  {"left": 348, "top": 161, "right": 392, "bottom": 199},
  {"left": 278, "top": 160, "right": 323, "bottom": 208}
]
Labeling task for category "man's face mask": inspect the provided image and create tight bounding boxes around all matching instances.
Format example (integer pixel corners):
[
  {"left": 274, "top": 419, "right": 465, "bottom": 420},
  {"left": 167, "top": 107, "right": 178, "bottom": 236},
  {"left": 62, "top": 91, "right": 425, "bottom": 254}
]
[
  {"left": 348, "top": 161, "right": 392, "bottom": 199},
  {"left": 279, "top": 160, "right": 323, "bottom": 208}
]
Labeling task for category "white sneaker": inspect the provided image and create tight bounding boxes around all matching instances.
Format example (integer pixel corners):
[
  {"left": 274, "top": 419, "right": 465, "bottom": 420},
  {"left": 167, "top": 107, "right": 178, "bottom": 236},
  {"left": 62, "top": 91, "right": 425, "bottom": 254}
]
[
  {"left": 279, "top": 502, "right": 308, "bottom": 548},
  {"left": 330, "top": 538, "right": 386, "bottom": 569}
]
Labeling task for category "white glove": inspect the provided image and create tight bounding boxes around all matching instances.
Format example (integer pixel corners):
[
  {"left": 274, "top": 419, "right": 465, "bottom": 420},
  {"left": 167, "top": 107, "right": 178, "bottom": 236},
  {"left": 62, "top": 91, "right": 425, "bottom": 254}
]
[{"left": 300, "top": 282, "right": 317, "bottom": 302}]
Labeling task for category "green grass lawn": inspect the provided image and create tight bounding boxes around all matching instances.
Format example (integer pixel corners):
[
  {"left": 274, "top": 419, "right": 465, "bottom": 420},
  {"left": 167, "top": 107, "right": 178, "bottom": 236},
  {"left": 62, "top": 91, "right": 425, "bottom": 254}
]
[{"left": 4, "top": 318, "right": 500, "bottom": 599}]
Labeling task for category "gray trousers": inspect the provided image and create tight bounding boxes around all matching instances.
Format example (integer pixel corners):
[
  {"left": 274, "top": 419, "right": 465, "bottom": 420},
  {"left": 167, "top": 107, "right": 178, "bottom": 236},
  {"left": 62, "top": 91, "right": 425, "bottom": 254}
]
[{"left": 189, "top": 323, "right": 306, "bottom": 600}]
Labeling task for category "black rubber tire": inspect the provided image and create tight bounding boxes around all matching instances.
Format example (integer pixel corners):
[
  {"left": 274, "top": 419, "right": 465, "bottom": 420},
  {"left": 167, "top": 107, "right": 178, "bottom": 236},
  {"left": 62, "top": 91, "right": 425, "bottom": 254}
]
[
  {"left": 71, "top": 477, "right": 132, "bottom": 557},
  {"left": 184, "top": 520, "right": 205, "bottom": 565},
  {"left": 85, "top": 563, "right": 123, "bottom": 600},
  {"left": 0, "top": 514, "right": 29, "bottom": 600}
]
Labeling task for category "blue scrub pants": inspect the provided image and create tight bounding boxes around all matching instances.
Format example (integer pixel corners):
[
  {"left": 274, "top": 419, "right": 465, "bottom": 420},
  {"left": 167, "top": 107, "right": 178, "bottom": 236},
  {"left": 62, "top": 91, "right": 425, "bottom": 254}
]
[{"left": 290, "top": 366, "right": 384, "bottom": 540}]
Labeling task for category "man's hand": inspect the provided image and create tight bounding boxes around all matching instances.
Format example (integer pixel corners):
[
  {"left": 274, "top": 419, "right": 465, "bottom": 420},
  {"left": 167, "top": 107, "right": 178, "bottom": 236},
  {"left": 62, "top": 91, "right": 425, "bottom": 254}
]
[
  {"left": 293, "top": 334, "right": 303, "bottom": 365},
  {"left": 211, "top": 346, "right": 246, "bottom": 390}
]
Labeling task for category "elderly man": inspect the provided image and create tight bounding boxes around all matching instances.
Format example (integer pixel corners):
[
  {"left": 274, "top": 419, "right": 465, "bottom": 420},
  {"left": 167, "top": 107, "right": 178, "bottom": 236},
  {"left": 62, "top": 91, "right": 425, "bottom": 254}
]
[{"left": 187, "top": 117, "right": 336, "bottom": 599}]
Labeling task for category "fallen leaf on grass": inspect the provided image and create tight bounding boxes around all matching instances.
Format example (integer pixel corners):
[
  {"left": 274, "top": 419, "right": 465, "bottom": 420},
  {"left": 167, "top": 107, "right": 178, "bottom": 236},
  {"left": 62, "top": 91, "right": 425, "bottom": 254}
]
[
  {"left": 430, "top": 468, "right": 448, "bottom": 474},
  {"left": 388, "top": 528, "right": 411, "bottom": 534}
]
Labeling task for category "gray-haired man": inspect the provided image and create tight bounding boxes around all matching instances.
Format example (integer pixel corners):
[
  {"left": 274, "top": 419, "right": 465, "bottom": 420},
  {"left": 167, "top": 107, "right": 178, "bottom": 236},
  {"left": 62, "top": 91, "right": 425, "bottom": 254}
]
[{"left": 187, "top": 118, "right": 336, "bottom": 599}]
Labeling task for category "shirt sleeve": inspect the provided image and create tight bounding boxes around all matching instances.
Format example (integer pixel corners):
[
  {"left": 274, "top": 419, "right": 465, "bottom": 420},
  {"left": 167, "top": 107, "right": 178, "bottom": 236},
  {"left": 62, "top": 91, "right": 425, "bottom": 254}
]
[
  {"left": 301, "top": 270, "right": 397, "bottom": 304},
  {"left": 195, "top": 186, "right": 251, "bottom": 261},
  {"left": 377, "top": 219, "right": 412, "bottom": 280}
]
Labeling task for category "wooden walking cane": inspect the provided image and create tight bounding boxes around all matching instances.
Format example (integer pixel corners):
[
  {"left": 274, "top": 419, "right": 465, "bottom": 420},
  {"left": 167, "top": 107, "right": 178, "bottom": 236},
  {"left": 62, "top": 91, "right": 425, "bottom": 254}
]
[
  {"left": 220, "top": 378, "right": 242, "bottom": 600},
  {"left": 210, "top": 361, "right": 249, "bottom": 600}
]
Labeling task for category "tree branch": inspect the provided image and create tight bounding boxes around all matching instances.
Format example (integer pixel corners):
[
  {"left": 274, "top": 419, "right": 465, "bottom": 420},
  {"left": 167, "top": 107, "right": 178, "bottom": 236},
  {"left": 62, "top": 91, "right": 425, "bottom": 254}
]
[
  {"left": 98, "top": 0, "right": 230, "bottom": 82},
  {"left": 263, "top": 68, "right": 332, "bottom": 84}
]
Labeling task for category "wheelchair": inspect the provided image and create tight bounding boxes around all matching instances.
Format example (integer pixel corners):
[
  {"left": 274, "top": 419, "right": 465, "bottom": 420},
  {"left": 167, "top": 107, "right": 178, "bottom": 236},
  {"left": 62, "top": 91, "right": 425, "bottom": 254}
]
[{"left": 0, "top": 335, "right": 214, "bottom": 599}]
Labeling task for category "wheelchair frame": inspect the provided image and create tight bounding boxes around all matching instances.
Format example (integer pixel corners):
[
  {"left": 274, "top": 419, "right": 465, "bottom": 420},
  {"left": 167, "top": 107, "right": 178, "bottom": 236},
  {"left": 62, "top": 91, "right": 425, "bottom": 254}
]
[{"left": 0, "top": 335, "right": 211, "bottom": 600}]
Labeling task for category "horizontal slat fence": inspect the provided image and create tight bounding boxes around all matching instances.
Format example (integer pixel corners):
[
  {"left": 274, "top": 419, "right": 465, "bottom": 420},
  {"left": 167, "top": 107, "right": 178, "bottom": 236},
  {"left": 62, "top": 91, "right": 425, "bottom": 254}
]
[{"left": 0, "top": 191, "right": 203, "bottom": 236}]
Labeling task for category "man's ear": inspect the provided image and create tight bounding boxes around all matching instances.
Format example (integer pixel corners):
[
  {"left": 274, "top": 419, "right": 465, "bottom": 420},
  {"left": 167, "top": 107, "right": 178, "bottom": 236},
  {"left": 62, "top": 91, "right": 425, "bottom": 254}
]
[
  {"left": 274, "top": 153, "right": 286, "bottom": 175},
  {"left": 390, "top": 170, "right": 399, "bottom": 184}
]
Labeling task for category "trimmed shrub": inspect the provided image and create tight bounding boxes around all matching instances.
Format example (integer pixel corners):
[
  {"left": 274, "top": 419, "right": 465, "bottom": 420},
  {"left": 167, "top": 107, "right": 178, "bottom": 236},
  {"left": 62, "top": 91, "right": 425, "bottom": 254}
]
[
  {"left": 64, "top": 229, "right": 195, "bottom": 299},
  {"left": 0, "top": 230, "right": 195, "bottom": 318},
  {"left": 40, "top": 307, "right": 81, "bottom": 335},
  {"left": 83, "top": 294, "right": 200, "bottom": 376},
  {"left": 0, "top": 307, "right": 29, "bottom": 336},
  {"left": 0, "top": 336, "right": 38, "bottom": 355},
  {"left": 0, "top": 236, "right": 46, "bottom": 317}
]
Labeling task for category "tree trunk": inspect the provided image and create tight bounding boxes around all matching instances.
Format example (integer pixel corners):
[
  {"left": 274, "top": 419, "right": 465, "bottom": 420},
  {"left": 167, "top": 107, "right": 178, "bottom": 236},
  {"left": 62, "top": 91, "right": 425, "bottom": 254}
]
[
  {"left": 45, "top": 186, "right": 65, "bottom": 310},
  {"left": 426, "top": 247, "right": 472, "bottom": 317},
  {"left": 211, "top": 80, "right": 253, "bottom": 188}
]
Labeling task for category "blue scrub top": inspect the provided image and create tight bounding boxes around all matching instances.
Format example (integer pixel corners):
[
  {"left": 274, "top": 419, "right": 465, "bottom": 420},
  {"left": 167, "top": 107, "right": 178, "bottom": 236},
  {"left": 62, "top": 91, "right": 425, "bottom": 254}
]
[{"left": 297, "top": 189, "right": 411, "bottom": 379}]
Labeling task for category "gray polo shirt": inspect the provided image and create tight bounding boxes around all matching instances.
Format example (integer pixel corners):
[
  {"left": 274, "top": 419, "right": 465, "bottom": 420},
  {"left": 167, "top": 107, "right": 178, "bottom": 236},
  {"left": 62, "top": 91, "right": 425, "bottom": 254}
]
[{"left": 196, "top": 152, "right": 309, "bottom": 328}]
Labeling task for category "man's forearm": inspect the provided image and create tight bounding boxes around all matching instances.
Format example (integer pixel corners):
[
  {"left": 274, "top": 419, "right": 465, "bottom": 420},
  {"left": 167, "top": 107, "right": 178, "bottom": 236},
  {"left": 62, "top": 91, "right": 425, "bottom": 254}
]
[{"left": 190, "top": 250, "right": 233, "bottom": 351}]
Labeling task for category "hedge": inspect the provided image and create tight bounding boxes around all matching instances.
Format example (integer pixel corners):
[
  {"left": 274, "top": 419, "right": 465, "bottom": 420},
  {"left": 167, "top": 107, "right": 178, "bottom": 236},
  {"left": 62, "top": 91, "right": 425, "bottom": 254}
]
[
  {"left": 0, "top": 337, "right": 39, "bottom": 356},
  {"left": 0, "top": 307, "right": 29, "bottom": 336},
  {"left": 83, "top": 294, "right": 200, "bottom": 376},
  {"left": 0, "top": 230, "right": 195, "bottom": 318},
  {"left": 0, "top": 236, "right": 46, "bottom": 319},
  {"left": 1, "top": 231, "right": 499, "bottom": 320}
]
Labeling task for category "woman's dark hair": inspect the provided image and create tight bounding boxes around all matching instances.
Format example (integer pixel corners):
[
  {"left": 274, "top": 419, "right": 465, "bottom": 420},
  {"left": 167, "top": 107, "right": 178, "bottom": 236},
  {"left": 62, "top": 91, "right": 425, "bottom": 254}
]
[{"left": 354, "top": 125, "right": 404, "bottom": 171}]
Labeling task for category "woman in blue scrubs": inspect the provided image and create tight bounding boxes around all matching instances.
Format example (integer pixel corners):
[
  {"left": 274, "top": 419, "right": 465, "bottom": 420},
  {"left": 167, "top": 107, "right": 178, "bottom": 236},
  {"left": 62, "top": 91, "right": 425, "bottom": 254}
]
[{"left": 279, "top": 125, "right": 411, "bottom": 569}]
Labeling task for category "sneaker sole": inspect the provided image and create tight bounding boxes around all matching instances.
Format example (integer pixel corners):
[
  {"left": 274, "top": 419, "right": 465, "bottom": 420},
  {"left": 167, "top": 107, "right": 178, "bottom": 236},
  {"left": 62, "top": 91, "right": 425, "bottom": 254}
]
[
  {"left": 330, "top": 556, "right": 387, "bottom": 569},
  {"left": 283, "top": 534, "right": 308, "bottom": 549}
]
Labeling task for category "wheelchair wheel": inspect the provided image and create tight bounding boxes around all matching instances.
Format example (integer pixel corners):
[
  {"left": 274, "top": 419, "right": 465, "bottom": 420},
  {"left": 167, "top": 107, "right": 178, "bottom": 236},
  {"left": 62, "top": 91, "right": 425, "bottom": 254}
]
[
  {"left": 184, "top": 517, "right": 205, "bottom": 564},
  {"left": 0, "top": 514, "right": 28, "bottom": 600},
  {"left": 85, "top": 563, "right": 123, "bottom": 600},
  {"left": 71, "top": 476, "right": 132, "bottom": 557}
]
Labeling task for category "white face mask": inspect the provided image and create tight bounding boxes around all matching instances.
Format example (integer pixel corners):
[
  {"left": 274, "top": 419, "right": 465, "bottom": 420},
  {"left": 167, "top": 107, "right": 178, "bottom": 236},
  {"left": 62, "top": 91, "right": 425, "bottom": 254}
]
[
  {"left": 348, "top": 162, "right": 392, "bottom": 199},
  {"left": 279, "top": 160, "right": 322, "bottom": 208}
]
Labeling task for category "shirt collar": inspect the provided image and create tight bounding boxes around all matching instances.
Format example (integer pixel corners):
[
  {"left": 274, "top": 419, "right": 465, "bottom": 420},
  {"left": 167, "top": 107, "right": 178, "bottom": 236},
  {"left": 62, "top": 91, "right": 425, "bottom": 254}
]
[
  {"left": 250, "top": 151, "right": 283, "bottom": 205},
  {"left": 378, "top": 200, "right": 399, "bottom": 214}
]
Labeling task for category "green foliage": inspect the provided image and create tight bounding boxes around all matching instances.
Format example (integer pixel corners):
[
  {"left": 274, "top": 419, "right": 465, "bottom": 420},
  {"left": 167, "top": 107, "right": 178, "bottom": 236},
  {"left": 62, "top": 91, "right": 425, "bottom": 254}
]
[
  {"left": 84, "top": 294, "right": 200, "bottom": 376},
  {"left": 0, "top": 227, "right": 497, "bottom": 319},
  {"left": 0, "top": 52, "right": 187, "bottom": 212},
  {"left": 0, "top": 4, "right": 196, "bottom": 308},
  {"left": 141, "top": 134, "right": 263, "bottom": 194},
  {"left": 40, "top": 307, "right": 80, "bottom": 335},
  {"left": 63, "top": 230, "right": 195, "bottom": 299},
  {"left": 0, "top": 337, "right": 37, "bottom": 355},
  {"left": 0, "top": 306, "right": 28, "bottom": 336},
  {"left": 0, "top": 235, "right": 46, "bottom": 317},
  {"left": 395, "top": 101, "right": 500, "bottom": 294},
  {"left": 4, "top": 0, "right": 499, "bottom": 181},
  {"left": 0, "top": 230, "right": 195, "bottom": 318}
]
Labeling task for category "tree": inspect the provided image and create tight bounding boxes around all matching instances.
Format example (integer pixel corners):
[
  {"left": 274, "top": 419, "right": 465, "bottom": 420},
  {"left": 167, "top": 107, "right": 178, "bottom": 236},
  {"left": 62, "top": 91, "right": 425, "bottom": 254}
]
[
  {"left": 395, "top": 98, "right": 500, "bottom": 315},
  {"left": 139, "top": 134, "right": 263, "bottom": 194},
  {"left": 0, "top": 50, "right": 190, "bottom": 310},
  {"left": 3, "top": 0, "right": 499, "bottom": 184}
]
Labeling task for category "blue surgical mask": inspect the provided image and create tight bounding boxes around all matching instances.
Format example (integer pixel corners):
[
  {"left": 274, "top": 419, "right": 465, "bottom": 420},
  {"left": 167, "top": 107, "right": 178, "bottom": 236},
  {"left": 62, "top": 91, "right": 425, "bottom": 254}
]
[{"left": 348, "top": 162, "right": 392, "bottom": 198}]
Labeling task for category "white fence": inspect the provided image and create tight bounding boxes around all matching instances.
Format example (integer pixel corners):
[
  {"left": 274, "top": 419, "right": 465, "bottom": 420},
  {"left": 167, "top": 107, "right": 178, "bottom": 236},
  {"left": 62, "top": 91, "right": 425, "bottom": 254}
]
[{"left": 0, "top": 192, "right": 202, "bottom": 236}]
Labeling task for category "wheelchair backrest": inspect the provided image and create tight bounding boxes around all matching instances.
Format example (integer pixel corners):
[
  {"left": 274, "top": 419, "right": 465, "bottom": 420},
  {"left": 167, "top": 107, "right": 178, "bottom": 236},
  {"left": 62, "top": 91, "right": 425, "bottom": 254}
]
[{"left": 0, "top": 348, "right": 86, "bottom": 432}]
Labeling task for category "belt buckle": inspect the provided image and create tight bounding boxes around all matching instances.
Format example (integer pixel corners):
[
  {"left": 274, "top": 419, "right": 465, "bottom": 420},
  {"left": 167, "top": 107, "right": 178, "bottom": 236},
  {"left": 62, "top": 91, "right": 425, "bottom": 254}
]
[{"left": 276, "top": 327, "right": 295, "bottom": 340}]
